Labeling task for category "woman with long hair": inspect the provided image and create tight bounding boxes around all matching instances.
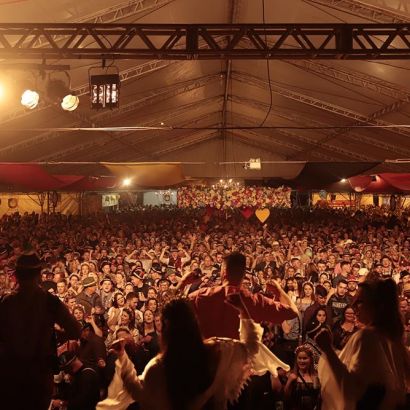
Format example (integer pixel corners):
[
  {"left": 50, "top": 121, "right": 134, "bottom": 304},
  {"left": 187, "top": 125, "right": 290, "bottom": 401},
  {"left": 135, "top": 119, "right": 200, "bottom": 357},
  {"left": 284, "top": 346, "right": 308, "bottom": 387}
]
[
  {"left": 97, "top": 295, "right": 259, "bottom": 410},
  {"left": 316, "top": 279, "right": 410, "bottom": 409},
  {"left": 107, "top": 292, "right": 126, "bottom": 331},
  {"left": 296, "top": 282, "right": 315, "bottom": 319},
  {"left": 284, "top": 345, "right": 321, "bottom": 410},
  {"left": 139, "top": 309, "right": 160, "bottom": 363},
  {"left": 331, "top": 305, "right": 358, "bottom": 351},
  {"left": 107, "top": 307, "right": 139, "bottom": 346}
]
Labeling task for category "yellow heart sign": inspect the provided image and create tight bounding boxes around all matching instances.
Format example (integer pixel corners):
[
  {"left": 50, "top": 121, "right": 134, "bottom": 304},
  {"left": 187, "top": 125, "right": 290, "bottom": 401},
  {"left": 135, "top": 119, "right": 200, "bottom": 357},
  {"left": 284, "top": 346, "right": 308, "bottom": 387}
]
[{"left": 255, "top": 208, "right": 270, "bottom": 223}]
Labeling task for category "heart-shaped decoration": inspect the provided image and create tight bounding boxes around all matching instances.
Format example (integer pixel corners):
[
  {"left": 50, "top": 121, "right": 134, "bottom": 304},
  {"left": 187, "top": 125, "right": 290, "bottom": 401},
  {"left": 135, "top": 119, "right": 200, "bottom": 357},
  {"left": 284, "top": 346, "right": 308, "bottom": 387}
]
[
  {"left": 241, "top": 207, "right": 254, "bottom": 219},
  {"left": 255, "top": 208, "right": 270, "bottom": 223}
]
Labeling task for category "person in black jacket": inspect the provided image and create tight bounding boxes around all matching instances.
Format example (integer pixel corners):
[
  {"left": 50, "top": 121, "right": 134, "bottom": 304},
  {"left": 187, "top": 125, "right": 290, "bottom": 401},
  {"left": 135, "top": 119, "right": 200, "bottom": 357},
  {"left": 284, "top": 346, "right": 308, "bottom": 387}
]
[
  {"left": 53, "top": 351, "right": 101, "bottom": 410},
  {"left": 327, "top": 280, "right": 351, "bottom": 324},
  {"left": 0, "top": 251, "right": 81, "bottom": 410}
]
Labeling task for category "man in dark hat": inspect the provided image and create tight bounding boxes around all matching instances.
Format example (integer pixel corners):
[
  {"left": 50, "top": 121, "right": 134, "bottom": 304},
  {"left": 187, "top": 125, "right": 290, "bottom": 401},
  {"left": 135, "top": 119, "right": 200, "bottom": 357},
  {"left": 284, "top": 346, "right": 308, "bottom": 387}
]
[
  {"left": 53, "top": 349, "right": 100, "bottom": 410},
  {"left": 76, "top": 277, "right": 102, "bottom": 316},
  {"left": 130, "top": 270, "right": 148, "bottom": 300},
  {"left": 0, "top": 251, "right": 81, "bottom": 410}
]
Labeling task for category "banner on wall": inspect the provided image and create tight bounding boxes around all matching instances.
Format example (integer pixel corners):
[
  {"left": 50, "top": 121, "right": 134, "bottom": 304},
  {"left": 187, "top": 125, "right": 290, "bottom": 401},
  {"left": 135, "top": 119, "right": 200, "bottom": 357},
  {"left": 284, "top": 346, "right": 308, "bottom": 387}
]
[
  {"left": 144, "top": 190, "right": 177, "bottom": 206},
  {"left": 102, "top": 194, "right": 119, "bottom": 208}
]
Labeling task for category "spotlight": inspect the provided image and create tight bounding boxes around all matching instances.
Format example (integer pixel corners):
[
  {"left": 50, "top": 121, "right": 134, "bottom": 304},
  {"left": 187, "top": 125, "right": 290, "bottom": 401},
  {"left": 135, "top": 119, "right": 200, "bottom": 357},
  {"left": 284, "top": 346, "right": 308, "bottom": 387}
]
[
  {"left": 122, "top": 178, "right": 132, "bottom": 187},
  {"left": 90, "top": 73, "right": 120, "bottom": 109},
  {"left": 61, "top": 94, "right": 79, "bottom": 112},
  {"left": 21, "top": 89, "right": 40, "bottom": 109},
  {"left": 340, "top": 178, "right": 347, "bottom": 183},
  {"left": 46, "top": 78, "right": 79, "bottom": 111}
]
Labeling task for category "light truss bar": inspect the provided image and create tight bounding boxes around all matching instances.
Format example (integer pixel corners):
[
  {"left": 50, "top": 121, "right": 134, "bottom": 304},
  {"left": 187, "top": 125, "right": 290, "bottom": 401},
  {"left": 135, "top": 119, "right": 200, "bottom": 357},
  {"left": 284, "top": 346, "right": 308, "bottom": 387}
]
[
  {"left": 37, "top": 96, "right": 222, "bottom": 161},
  {"left": 24, "top": 0, "right": 176, "bottom": 49},
  {"left": 0, "top": 60, "right": 176, "bottom": 125},
  {"left": 117, "top": 130, "right": 220, "bottom": 162},
  {"left": 58, "top": 107, "right": 221, "bottom": 163},
  {"left": 304, "top": 0, "right": 409, "bottom": 24},
  {"left": 86, "top": 112, "right": 222, "bottom": 162},
  {"left": 232, "top": 71, "right": 410, "bottom": 139},
  {"left": 285, "top": 59, "right": 410, "bottom": 102},
  {"left": 0, "top": 74, "right": 220, "bottom": 159},
  {"left": 2, "top": 23, "right": 410, "bottom": 59},
  {"left": 231, "top": 98, "right": 368, "bottom": 161},
  {"left": 230, "top": 93, "right": 410, "bottom": 157},
  {"left": 0, "top": 35, "right": 226, "bottom": 126}
]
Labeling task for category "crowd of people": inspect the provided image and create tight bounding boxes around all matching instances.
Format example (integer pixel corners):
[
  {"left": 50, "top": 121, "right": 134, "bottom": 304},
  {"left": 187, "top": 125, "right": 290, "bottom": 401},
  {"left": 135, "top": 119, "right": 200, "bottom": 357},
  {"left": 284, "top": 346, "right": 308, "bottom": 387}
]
[{"left": 0, "top": 206, "right": 409, "bottom": 409}]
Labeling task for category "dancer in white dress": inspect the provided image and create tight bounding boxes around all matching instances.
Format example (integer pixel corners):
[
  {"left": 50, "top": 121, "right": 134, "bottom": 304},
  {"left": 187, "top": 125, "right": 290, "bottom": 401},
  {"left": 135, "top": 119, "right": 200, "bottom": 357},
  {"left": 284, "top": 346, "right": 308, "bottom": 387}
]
[
  {"left": 97, "top": 294, "right": 289, "bottom": 410},
  {"left": 316, "top": 279, "right": 409, "bottom": 410}
]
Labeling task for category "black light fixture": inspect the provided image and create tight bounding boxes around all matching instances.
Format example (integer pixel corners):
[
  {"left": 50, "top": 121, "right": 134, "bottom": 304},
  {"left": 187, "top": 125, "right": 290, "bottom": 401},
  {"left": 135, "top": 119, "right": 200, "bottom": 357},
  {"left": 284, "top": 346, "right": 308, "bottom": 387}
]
[
  {"left": 89, "top": 67, "right": 120, "bottom": 109},
  {"left": 46, "top": 72, "right": 79, "bottom": 111}
]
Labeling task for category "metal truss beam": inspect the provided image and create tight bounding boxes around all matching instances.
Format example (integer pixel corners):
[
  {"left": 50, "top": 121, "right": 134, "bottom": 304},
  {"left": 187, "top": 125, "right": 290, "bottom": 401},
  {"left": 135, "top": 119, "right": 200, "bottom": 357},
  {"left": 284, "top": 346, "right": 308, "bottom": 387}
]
[
  {"left": 230, "top": 97, "right": 373, "bottom": 161},
  {"left": 0, "top": 34, "right": 227, "bottom": 126},
  {"left": 36, "top": 96, "right": 223, "bottom": 161},
  {"left": 234, "top": 130, "right": 328, "bottom": 160},
  {"left": 0, "top": 74, "right": 220, "bottom": 159},
  {"left": 89, "top": 112, "right": 222, "bottom": 162},
  {"left": 232, "top": 71, "right": 410, "bottom": 140},
  {"left": 75, "top": 0, "right": 176, "bottom": 24},
  {"left": 285, "top": 59, "right": 410, "bottom": 102},
  {"left": 0, "top": 59, "right": 176, "bottom": 125},
  {"left": 115, "top": 129, "right": 220, "bottom": 162},
  {"left": 231, "top": 93, "right": 410, "bottom": 157},
  {"left": 303, "top": 0, "right": 409, "bottom": 23},
  {"left": 19, "top": 0, "right": 176, "bottom": 49},
  {"left": 66, "top": 110, "right": 222, "bottom": 163},
  {"left": 374, "top": 1, "right": 410, "bottom": 14},
  {"left": 3, "top": 23, "right": 410, "bottom": 60}
]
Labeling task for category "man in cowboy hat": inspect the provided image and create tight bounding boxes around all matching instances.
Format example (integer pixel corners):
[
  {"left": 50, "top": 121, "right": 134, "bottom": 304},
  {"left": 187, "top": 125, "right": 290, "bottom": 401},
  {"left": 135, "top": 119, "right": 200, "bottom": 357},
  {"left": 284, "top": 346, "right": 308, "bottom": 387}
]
[
  {"left": 0, "top": 251, "right": 81, "bottom": 410},
  {"left": 76, "top": 277, "right": 102, "bottom": 316}
]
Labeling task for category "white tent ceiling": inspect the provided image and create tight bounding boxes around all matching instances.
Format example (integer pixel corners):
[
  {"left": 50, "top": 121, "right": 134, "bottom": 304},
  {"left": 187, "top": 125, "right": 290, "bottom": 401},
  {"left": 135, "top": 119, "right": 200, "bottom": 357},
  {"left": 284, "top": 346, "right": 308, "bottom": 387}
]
[{"left": 0, "top": 0, "right": 410, "bottom": 179}]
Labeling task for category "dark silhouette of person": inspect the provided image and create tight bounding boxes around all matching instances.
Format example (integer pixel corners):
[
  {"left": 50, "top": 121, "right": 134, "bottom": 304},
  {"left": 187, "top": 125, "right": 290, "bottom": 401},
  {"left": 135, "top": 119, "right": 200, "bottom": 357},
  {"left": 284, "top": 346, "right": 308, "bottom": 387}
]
[{"left": 0, "top": 251, "right": 81, "bottom": 410}]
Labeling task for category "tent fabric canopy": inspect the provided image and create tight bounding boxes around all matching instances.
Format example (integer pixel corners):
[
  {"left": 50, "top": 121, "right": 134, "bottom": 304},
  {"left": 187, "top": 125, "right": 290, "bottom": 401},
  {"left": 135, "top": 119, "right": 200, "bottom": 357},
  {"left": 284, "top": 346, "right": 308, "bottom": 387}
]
[
  {"left": 0, "top": 163, "right": 184, "bottom": 191},
  {"left": 349, "top": 173, "right": 410, "bottom": 193},
  {"left": 105, "top": 164, "right": 185, "bottom": 187},
  {"left": 0, "top": 163, "right": 409, "bottom": 192},
  {"left": 1, "top": 1, "right": 410, "bottom": 176}
]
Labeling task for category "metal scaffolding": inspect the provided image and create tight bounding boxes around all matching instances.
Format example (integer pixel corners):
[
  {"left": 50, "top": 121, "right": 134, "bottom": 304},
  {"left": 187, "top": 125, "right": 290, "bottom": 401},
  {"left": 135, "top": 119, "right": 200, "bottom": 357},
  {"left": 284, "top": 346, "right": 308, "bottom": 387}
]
[
  {"left": 303, "top": 0, "right": 410, "bottom": 23},
  {"left": 0, "top": 74, "right": 220, "bottom": 159},
  {"left": 2, "top": 23, "right": 410, "bottom": 59}
]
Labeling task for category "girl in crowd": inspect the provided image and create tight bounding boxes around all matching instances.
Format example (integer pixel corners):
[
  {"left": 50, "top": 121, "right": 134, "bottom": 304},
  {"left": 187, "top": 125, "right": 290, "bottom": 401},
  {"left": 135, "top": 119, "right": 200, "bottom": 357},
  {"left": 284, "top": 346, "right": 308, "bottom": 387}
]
[
  {"left": 304, "top": 318, "right": 328, "bottom": 370},
  {"left": 297, "top": 282, "right": 315, "bottom": 319},
  {"left": 317, "top": 279, "right": 409, "bottom": 410},
  {"left": 79, "top": 262, "right": 90, "bottom": 279},
  {"left": 114, "top": 273, "right": 126, "bottom": 292},
  {"left": 68, "top": 273, "right": 80, "bottom": 294},
  {"left": 106, "top": 307, "right": 140, "bottom": 346},
  {"left": 315, "top": 307, "right": 328, "bottom": 325},
  {"left": 322, "top": 280, "right": 332, "bottom": 293},
  {"left": 72, "top": 304, "right": 86, "bottom": 328},
  {"left": 318, "top": 272, "right": 329, "bottom": 286},
  {"left": 124, "top": 282, "right": 134, "bottom": 296},
  {"left": 144, "top": 297, "right": 158, "bottom": 314},
  {"left": 331, "top": 305, "right": 358, "bottom": 351},
  {"left": 107, "top": 292, "right": 126, "bottom": 331},
  {"left": 284, "top": 345, "right": 321, "bottom": 410},
  {"left": 139, "top": 309, "right": 160, "bottom": 362}
]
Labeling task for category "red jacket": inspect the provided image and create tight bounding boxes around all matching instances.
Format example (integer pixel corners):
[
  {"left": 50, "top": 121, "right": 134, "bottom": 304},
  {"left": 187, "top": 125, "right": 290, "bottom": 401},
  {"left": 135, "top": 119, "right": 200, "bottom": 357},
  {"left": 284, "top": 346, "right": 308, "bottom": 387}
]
[{"left": 189, "top": 285, "right": 297, "bottom": 339}]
